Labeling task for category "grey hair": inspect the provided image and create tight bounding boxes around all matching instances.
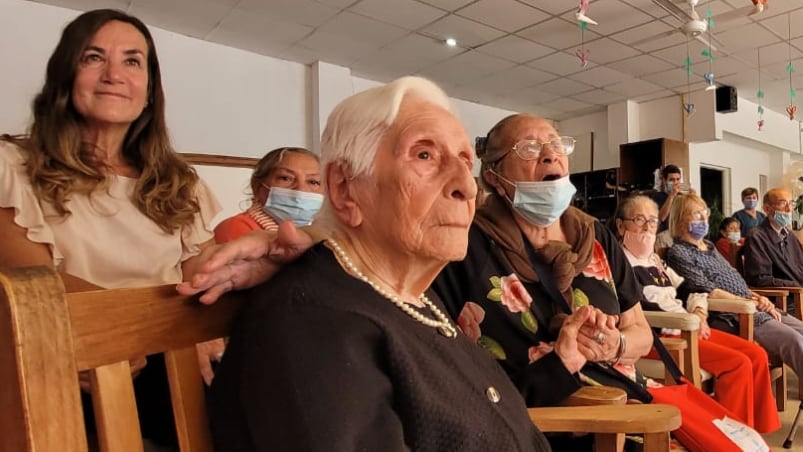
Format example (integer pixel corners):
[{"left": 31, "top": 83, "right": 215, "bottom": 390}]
[{"left": 315, "top": 76, "right": 452, "bottom": 227}]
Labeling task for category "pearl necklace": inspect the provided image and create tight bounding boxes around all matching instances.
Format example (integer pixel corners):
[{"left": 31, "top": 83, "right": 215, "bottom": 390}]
[{"left": 327, "top": 238, "right": 457, "bottom": 338}]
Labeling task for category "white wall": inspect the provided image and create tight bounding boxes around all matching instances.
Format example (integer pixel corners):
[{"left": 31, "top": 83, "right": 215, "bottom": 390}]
[{"left": 558, "top": 111, "right": 610, "bottom": 170}]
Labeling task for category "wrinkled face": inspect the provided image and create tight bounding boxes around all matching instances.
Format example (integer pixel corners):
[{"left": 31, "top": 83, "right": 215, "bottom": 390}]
[
  {"left": 72, "top": 21, "right": 149, "bottom": 129},
  {"left": 355, "top": 97, "right": 477, "bottom": 262},
  {"left": 617, "top": 200, "right": 659, "bottom": 237},
  {"left": 255, "top": 152, "right": 322, "bottom": 205},
  {"left": 765, "top": 189, "right": 794, "bottom": 219},
  {"left": 490, "top": 117, "right": 569, "bottom": 193}
]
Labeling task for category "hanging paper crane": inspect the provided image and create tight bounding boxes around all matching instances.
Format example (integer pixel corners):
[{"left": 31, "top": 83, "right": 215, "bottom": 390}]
[
  {"left": 576, "top": 0, "right": 598, "bottom": 25},
  {"left": 751, "top": 0, "right": 768, "bottom": 15}
]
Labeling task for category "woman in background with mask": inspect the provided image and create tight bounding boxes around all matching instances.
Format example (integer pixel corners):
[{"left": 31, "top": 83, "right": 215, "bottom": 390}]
[
  {"left": 732, "top": 187, "right": 765, "bottom": 238},
  {"left": 666, "top": 193, "right": 803, "bottom": 391},
  {"left": 614, "top": 195, "right": 778, "bottom": 433},
  {"left": 214, "top": 147, "right": 322, "bottom": 243}
]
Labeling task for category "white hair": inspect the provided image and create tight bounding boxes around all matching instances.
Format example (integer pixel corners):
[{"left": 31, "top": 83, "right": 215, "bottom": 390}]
[{"left": 315, "top": 76, "right": 452, "bottom": 227}]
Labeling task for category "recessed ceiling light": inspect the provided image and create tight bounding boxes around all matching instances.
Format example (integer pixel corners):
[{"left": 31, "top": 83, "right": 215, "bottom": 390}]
[{"left": 445, "top": 38, "right": 457, "bottom": 47}]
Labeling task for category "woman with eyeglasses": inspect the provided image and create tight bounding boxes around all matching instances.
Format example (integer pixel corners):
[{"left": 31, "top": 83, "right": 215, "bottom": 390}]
[
  {"left": 214, "top": 147, "right": 322, "bottom": 243},
  {"left": 614, "top": 195, "right": 779, "bottom": 433},
  {"left": 666, "top": 193, "right": 803, "bottom": 408}
]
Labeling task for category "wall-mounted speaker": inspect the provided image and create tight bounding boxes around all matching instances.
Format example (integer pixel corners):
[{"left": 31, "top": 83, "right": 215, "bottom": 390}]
[{"left": 716, "top": 85, "right": 737, "bottom": 113}]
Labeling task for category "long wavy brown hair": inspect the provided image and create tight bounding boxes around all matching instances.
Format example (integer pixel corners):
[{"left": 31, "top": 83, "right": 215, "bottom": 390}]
[{"left": 1, "top": 9, "right": 199, "bottom": 233}]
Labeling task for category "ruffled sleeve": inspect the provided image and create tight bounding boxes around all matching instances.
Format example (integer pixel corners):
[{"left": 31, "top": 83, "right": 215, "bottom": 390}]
[
  {"left": 0, "top": 141, "right": 60, "bottom": 265},
  {"left": 181, "top": 177, "right": 222, "bottom": 261}
]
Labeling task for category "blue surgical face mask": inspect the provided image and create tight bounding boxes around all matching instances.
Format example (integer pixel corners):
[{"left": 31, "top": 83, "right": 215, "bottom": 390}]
[
  {"left": 688, "top": 220, "right": 709, "bottom": 240},
  {"left": 263, "top": 186, "right": 324, "bottom": 227},
  {"left": 774, "top": 211, "right": 792, "bottom": 229},
  {"left": 492, "top": 171, "right": 577, "bottom": 227},
  {"left": 727, "top": 231, "right": 741, "bottom": 243},
  {"left": 744, "top": 199, "right": 758, "bottom": 210}
]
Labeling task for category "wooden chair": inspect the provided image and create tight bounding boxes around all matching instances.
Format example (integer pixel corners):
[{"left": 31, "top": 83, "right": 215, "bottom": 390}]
[{"left": 0, "top": 265, "right": 680, "bottom": 452}]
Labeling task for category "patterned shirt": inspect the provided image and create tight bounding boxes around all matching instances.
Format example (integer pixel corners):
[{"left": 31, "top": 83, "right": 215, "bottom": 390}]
[{"left": 666, "top": 239, "right": 772, "bottom": 325}]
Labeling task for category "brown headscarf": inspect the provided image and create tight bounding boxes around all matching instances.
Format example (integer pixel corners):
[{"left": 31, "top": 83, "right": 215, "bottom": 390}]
[{"left": 474, "top": 194, "right": 597, "bottom": 305}]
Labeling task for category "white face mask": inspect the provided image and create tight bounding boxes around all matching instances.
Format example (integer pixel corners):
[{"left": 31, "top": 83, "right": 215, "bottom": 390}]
[{"left": 492, "top": 171, "right": 577, "bottom": 227}]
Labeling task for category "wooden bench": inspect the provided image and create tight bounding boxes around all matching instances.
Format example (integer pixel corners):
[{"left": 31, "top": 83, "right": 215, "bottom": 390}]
[{"left": 0, "top": 266, "right": 680, "bottom": 451}]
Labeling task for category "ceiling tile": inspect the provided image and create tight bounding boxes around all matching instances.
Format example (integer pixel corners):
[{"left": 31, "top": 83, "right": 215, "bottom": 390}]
[
  {"left": 317, "top": 11, "right": 409, "bottom": 46},
  {"left": 208, "top": 8, "right": 313, "bottom": 55},
  {"left": 641, "top": 67, "right": 691, "bottom": 89},
  {"left": 651, "top": 42, "right": 712, "bottom": 67},
  {"left": 713, "top": 23, "right": 782, "bottom": 53},
  {"left": 571, "top": 89, "right": 627, "bottom": 106},
  {"left": 610, "top": 19, "right": 683, "bottom": 51},
  {"left": 581, "top": 37, "right": 641, "bottom": 64},
  {"left": 758, "top": 7, "right": 803, "bottom": 40},
  {"left": 419, "top": 51, "right": 516, "bottom": 86},
  {"left": 462, "top": 65, "right": 558, "bottom": 95},
  {"left": 606, "top": 78, "right": 663, "bottom": 97},
  {"left": 608, "top": 54, "right": 675, "bottom": 76},
  {"left": 515, "top": 86, "right": 563, "bottom": 105},
  {"left": 349, "top": 0, "right": 446, "bottom": 30},
  {"left": 735, "top": 41, "right": 801, "bottom": 66},
  {"left": 568, "top": 65, "right": 632, "bottom": 88},
  {"left": 527, "top": 51, "right": 597, "bottom": 76},
  {"left": 632, "top": 89, "right": 676, "bottom": 102},
  {"left": 29, "top": 0, "right": 129, "bottom": 11},
  {"left": 351, "top": 33, "right": 462, "bottom": 75},
  {"left": 475, "top": 35, "right": 555, "bottom": 63},
  {"left": 548, "top": 97, "right": 596, "bottom": 113},
  {"left": 708, "top": 56, "right": 753, "bottom": 78},
  {"left": 236, "top": 0, "right": 339, "bottom": 27},
  {"left": 516, "top": 0, "right": 574, "bottom": 15},
  {"left": 296, "top": 30, "right": 385, "bottom": 66},
  {"left": 457, "top": 0, "right": 550, "bottom": 32},
  {"left": 538, "top": 78, "right": 596, "bottom": 97},
  {"left": 517, "top": 17, "right": 601, "bottom": 52},
  {"left": 419, "top": 14, "right": 505, "bottom": 48},
  {"left": 619, "top": 0, "right": 672, "bottom": 19},
  {"left": 130, "top": 0, "right": 238, "bottom": 38},
  {"left": 416, "top": 0, "right": 474, "bottom": 12}
]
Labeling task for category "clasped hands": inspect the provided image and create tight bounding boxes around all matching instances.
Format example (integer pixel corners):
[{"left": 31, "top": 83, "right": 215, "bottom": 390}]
[
  {"left": 552, "top": 306, "right": 623, "bottom": 374},
  {"left": 750, "top": 293, "right": 782, "bottom": 321}
]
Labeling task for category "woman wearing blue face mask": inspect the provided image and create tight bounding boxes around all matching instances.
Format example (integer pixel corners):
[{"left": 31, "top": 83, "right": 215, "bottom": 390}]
[
  {"left": 431, "top": 113, "right": 655, "bottom": 417},
  {"left": 666, "top": 194, "right": 803, "bottom": 391},
  {"left": 732, "top": 187, "right": 765, "bottom": 238},
  {"left": 214, "top": 147, "right": 323, "bottom": 243}
]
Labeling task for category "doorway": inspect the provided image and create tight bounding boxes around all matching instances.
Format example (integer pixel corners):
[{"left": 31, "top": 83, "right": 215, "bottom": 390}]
[{"left": 700, "top": 166, "right": 729, "bottom": 239}]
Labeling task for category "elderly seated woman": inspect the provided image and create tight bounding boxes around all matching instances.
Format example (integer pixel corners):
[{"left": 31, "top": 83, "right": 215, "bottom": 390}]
[
  {"left": 613, "top": 195, "right": 778, "bottom": 433},
  {"left": 666, "top": 193, "right": 803, "bottom": 403},
  {"left": 207, "top": 77, "right": 567, "bottom": 450}
]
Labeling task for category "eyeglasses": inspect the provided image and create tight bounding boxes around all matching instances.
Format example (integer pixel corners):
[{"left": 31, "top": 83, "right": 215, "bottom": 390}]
[
  {"left": 773, "top": 199, "right": 796, "bottom": 209},
  {"left": 691, "top": 208, "right": 711, "bottom": 221},
  {"left": 624, "top": 215, "right": 660, "bottom": 228},
  {"left": 511, "top": 136, "right": 576, "bottom": 161}
]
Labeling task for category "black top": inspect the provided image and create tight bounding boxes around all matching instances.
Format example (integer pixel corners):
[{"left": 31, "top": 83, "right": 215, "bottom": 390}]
[
  {"left": 209, "top": 242, "right": 550, "bottom": 452},
  {"left": 650, "top": 191, "right": 670, "bottom": 232},
  {"left": 433, "top": 222, "right": 642, "bottom": 407},
  {"left": 743, "top": 219, "right": 803, "bottom": 287}
]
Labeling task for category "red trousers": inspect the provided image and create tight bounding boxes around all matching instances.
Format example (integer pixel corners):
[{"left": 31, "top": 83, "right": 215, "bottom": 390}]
[{"left": 653, "top": 329, "right": 780, "bottom": 433}]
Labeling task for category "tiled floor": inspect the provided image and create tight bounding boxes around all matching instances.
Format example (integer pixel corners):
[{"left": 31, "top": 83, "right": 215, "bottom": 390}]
[{"left": 764, "top": 367, "right": 803, "bottom": 451}]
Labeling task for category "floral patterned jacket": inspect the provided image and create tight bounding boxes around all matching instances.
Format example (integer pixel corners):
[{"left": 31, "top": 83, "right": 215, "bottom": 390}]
[{"left": 433, "top": 222, "right": 643, "bottom": 407}]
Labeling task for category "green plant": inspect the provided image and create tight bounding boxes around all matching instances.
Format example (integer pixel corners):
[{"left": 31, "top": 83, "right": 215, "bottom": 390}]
[{"left": 707, "top": 195, "right": 724, "bottom": 241}]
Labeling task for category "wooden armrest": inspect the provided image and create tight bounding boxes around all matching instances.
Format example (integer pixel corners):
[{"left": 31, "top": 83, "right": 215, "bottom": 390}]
[
  {"left": 752, "top": 288, "right": 789, "bottom": 297},
  {"left": 529, "top": 404, "right": 681, "bottom": 434},
  {"left": 708, "top": 298, "right": 757, "bottom": 314},
  {"left": 561, "top": 386, "right": 627, "bottom": 406},
  {"left": 659, "top": 337, "right": 687, "bottom": 351},
  {"left": 757, "top": 286, "right": 803, "bottom": 293},
  {"left": 644, "top": 311, "right": 700, "bottom": 331}
]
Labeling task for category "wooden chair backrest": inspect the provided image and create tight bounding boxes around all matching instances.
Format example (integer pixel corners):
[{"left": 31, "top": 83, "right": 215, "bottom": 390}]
[{"left": 0, "top": 266, "right": 246, "bottom": 452}]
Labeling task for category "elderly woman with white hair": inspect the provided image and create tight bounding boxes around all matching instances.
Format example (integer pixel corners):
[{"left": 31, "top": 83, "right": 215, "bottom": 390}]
[{"left": 207, "top": 77, "right": 558, "bottom": 451}]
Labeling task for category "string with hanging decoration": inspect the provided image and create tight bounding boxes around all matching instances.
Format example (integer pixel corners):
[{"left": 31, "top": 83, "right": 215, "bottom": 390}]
[
  {"left": 786, "top": 13, "right": 797, "bottom": 120},
  {"left": 702, "top": 9, "right": 716, "bottom": 91},
  {"left": 757, "top": 48, "right": 765, "bottom": 131},
  {"left": 683, "top": 38, "right": 695, "bottom": 116},
  {"left": 575, "top": 0, "right": 596, "bottom": 67}
]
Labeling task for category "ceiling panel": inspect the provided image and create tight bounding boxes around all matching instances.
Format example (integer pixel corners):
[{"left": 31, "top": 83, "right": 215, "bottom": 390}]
[
  {"left": 235, "top": 0, "right": 339, "bottom": 27},
  {"left": 581, "top": 37, "right": 642, "bottom": 64},
  {"left": 607, "top": 54, "right": 675, "bottom": 77},
  {"left": 561, "top": 0, "right": 654, "bottom": 37},
  {"left": 130, "top": 0, "right": 238, "bottom": 38},
  {"left": 457, "top": 0, "right": 550, "bottom": 33},
  {"left": 207, "top": 9, "right": 313, "bottom": 55},
  {"left": 349, "top": 0, "right": 447, "bottom": 31},
  {"left": 418, "top": 50, "right": 516, "bottom": 86},
  {"left": 474, "top": 35, "right": 555, "bottom": 64},
  {"left": 351, "top": 33, "right": 462, "bottom": 75},
  {"left": 462, "top": 65, "right": 558, "bottom": 95},
  {"left": 418, "top": 13, "right": 505, "bottom": 48},
  {"left": 416, "top": 0, "right": 474, "bottom": 12},
  {"left": 515, "top": 0, "right": 575, "bottom": 15},
  {"left": 537, "top": 77, "right": 597, "bottom": 97},
  {"left": 606, "top": 78, "right": 664, "bottom": 97},
  {"left": 569, "top": 65, "right": 632, "bottom": 88},
  {"left": 517, "top": 17, "right": 601, "bottom": 52},
  {"left": 571, "top": 88, "right": 628, "bottom": 106}
]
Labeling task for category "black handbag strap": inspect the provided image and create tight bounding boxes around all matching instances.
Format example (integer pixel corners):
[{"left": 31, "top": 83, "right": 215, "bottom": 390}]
[{"left": 651, "top": 330, "right": 687, "bottom": 383}]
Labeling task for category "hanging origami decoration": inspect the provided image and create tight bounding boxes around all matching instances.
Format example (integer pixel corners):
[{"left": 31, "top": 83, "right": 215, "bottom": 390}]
[
  {"left": 702, "top": 10, "right": 716, "bottom": 91},
  {"left": 683, "top": 44, "right": 695, "bottom": 117},
  {"left": 576, "top": 21, "right": 590, "bottom": 67},
  {"left": 757, "top": 48, "right": 765, "bottom": 131},
  {"left": 751, "top": 0, "right": 768, "bottom": 15},
  {"left": 787, "top": 14, "right": 796, "bottom": 120},
  {"left": 576, "top": 0, "right": 598, "bottom": 25}
]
